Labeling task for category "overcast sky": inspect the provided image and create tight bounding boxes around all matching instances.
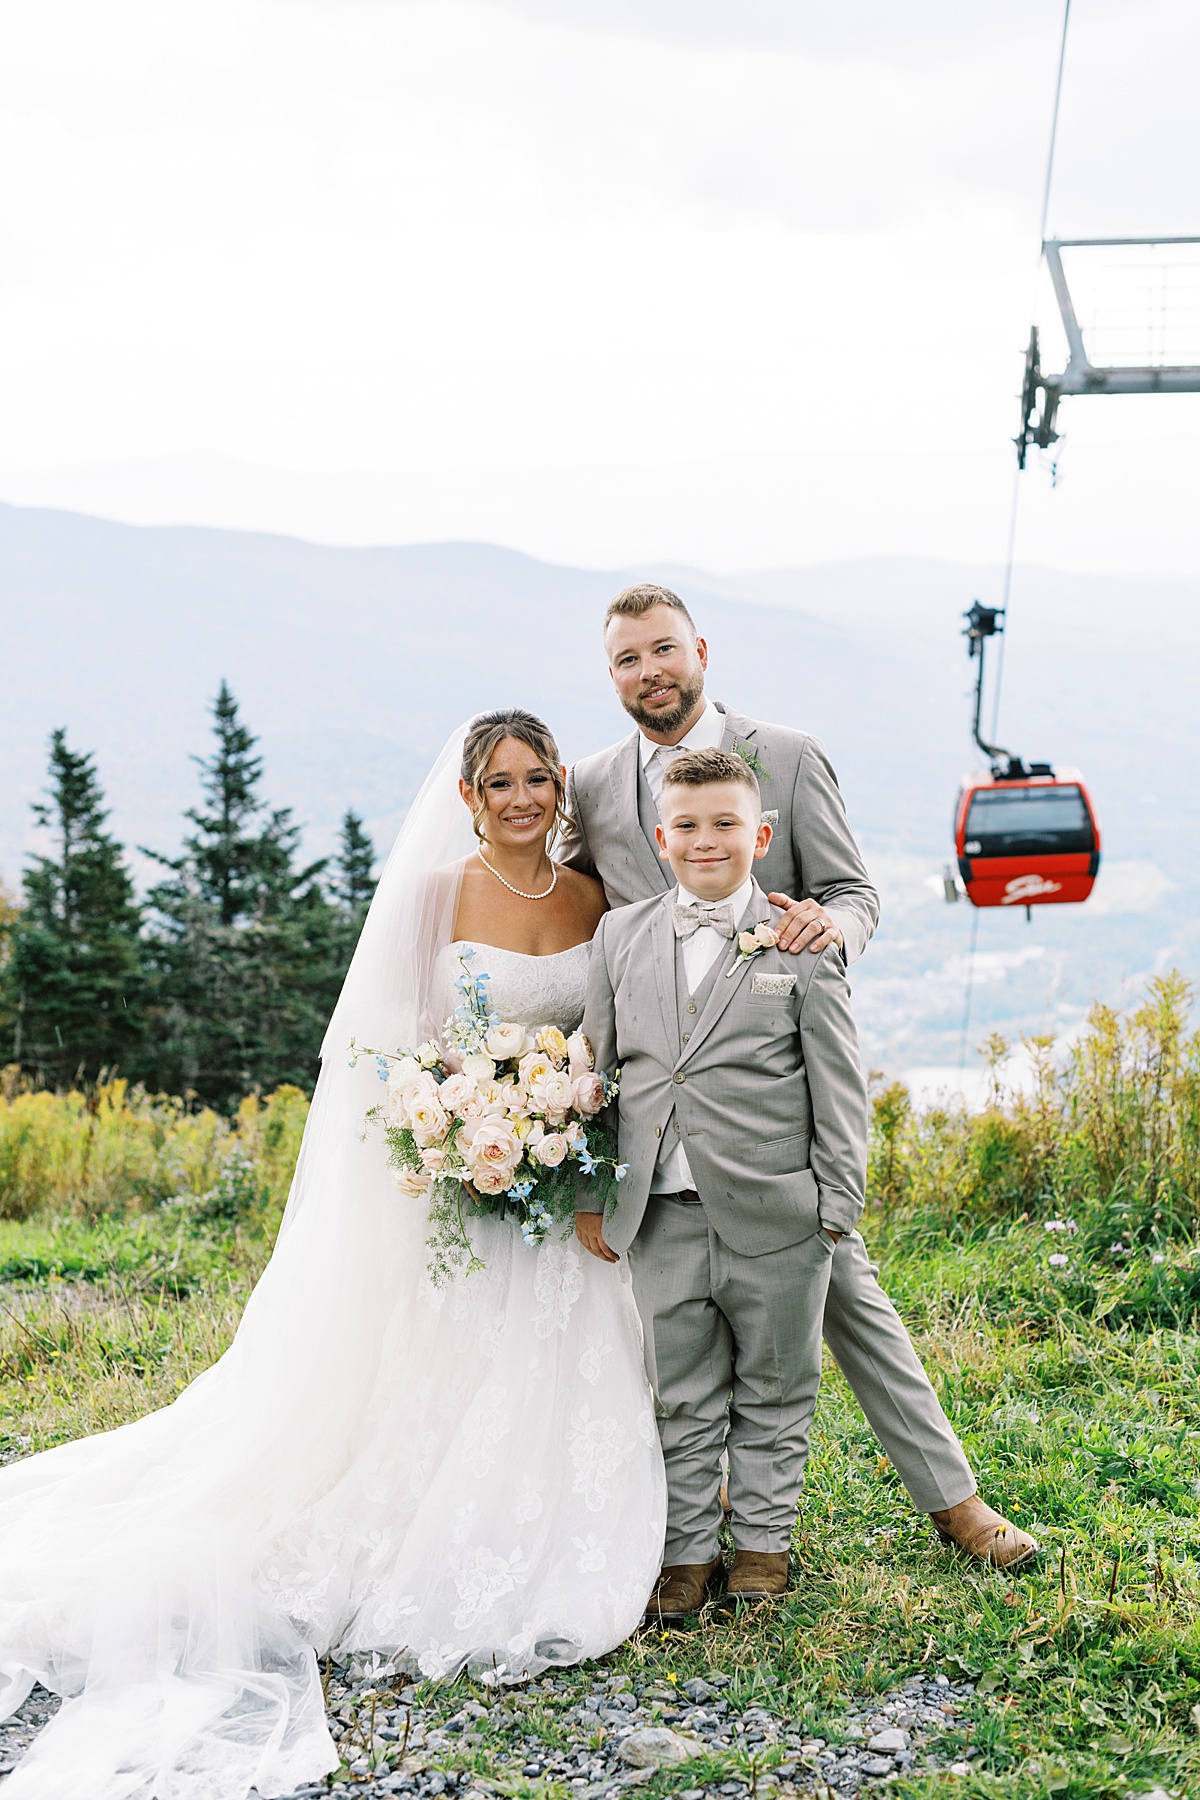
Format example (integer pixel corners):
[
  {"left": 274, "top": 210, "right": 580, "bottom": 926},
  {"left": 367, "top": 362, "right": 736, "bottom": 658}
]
[{"left": 1, "top": 0, "right": 1198, "bottom": 569}]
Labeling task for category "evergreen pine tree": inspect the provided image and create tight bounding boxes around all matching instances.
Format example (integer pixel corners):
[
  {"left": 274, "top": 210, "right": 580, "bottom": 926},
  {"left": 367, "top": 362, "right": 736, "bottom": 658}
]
[
  {"left": 324, "top": 808, "right": 377, "bottom": 987},
  {"left": 144, "top": 683, "right": 335, "bottom": 1109},
  {"left": 4, "top": 731, "right": 145, "bottom": 1085},
  {"left": 331, "top": 810, "right": 376, "bottom": 919}
]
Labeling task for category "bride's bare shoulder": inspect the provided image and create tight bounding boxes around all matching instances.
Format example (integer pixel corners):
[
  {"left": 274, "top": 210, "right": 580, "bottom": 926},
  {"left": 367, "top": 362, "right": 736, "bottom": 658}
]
[{"left": 555, "top": 863, "right": 607, "bottom": 934}]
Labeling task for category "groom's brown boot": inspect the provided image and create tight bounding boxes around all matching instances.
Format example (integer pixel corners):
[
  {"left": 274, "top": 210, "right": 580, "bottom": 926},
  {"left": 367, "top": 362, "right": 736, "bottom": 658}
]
[
  {"left": 726, "top": 1550, "right": 790, "bottom": 1601},
  {"left": 643, "top": 1557, "right": 724, "bottom": 1625},
  {"left": 930, "top": 1494, "right": 1039, "bottom": 1568}
]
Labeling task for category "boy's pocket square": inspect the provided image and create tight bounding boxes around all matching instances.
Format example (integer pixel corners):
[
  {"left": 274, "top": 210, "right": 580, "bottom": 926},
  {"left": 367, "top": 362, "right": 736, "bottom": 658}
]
[
  {"left": 751, "top": 971, "right": 795, "bottom": 996},
  {"left": 761, "top": 808, "right": 779, "bottom": 826}
]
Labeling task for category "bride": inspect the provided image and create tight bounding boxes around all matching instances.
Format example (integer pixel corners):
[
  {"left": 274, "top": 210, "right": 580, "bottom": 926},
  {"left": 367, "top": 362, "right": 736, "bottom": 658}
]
[{"left": 0, "top": 710, "right": 666, "bottom": 1800}]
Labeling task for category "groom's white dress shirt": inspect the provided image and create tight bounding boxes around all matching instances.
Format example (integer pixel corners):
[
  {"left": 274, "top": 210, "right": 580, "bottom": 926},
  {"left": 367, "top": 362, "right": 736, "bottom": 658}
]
[
  {"left": 639, "top": 697, "right": 725, "bottom": 810},
  {"left": 650, "top": 874, "right": 754, "bottom": 1197}
]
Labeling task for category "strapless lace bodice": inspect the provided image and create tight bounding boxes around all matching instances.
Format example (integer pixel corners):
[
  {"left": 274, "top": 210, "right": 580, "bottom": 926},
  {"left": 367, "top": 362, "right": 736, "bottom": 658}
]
[{"left": 434, "top": 939, "right": 591, "bottom": 1035}]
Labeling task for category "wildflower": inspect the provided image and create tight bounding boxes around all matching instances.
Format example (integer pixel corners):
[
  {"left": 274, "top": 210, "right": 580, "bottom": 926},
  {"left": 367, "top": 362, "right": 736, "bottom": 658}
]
[
  {"left": 1048, "top": 1253, "right": 1069, "bottom": 1268},
  {"left": 1109, "top": 1242, "right": 1130, "bottom": 1257},
  {"left": 1152, "top": 1252, "right": 1165, "bottom": 1265},
  {"left": 1044, "top": 1220, "right": 1068, "bottom": 1233}
]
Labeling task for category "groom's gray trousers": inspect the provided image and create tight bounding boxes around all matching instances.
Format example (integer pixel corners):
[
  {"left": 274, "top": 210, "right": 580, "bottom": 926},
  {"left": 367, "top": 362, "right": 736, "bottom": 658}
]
[
  {"left": 629, "top": 1192, "right": 837, "bottom": 1563},
  {"left": 822, "top": 1230, "right": 975, "bottom": 1512}
]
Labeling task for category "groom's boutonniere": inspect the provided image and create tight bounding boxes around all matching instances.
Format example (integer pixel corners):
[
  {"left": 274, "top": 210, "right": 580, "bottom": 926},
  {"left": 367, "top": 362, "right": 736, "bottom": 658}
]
[
  {"left": 726, "top": 920, "right": 779, "bottom": 976},
  {"left": 733, "top": 739, "right": 770, "bottom": 782}
]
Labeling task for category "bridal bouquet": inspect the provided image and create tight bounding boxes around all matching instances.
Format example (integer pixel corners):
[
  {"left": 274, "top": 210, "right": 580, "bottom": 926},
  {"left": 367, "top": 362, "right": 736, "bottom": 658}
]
[{"left": 352, "top": 949, "right": 626, "bottom": 1282}]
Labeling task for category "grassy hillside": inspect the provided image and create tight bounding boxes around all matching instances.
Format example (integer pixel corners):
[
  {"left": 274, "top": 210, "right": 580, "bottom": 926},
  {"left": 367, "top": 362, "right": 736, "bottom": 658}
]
[{"left": 2, "top": 978, "right": 1199, "bottom": 1794}]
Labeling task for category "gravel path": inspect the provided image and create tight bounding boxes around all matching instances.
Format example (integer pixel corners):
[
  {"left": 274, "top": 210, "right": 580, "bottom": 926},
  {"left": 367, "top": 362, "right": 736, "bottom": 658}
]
[{"left": 0, "top": 1662, "right": 981, "bottom": 1795}]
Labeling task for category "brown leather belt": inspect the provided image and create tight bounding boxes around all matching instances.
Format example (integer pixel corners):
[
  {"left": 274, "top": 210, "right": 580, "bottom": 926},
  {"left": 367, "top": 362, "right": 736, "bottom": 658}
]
[{"left": 665, "top": 1188, "right": 702, "bottom": 1205}]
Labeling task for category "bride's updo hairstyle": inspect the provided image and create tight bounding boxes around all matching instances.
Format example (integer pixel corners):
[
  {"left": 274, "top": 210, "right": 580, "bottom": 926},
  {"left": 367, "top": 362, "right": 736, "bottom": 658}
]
[{"left": 461, "top": 707, "right": 574, "bottom": 849}]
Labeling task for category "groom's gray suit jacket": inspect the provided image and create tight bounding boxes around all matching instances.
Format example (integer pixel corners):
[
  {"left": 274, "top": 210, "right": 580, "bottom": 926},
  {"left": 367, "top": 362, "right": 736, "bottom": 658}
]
[
  {"left": 579, "top": 881, "right": 868, "bottom": 1258},
  {"left": 562, "top": 702, "right": 879, "bottom": 965}
]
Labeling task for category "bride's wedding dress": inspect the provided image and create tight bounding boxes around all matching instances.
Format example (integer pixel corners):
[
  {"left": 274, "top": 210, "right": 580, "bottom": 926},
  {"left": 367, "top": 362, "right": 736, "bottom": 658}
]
[
  {"left": 275, "top": 940, "right": 664, "bottom": 1679},
  {"left": 0, "top": 735, "right": 665, "bottom": 1800}
]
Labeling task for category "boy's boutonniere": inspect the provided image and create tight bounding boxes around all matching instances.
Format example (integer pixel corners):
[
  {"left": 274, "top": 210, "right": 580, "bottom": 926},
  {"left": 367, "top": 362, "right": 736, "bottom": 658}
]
[
  {"left": 727, "top": 920, "right": 779, "bottom": 976},
  {"left": 733, "top": 739, "right": 770, "bottom": 782}
]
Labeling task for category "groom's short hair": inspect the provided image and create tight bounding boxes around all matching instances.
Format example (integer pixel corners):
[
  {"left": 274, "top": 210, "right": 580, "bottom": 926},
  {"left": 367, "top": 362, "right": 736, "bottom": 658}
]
[
  {"left": 661, "top": 747, "right": 759, "bottom": 811},
  {"left": 604, "top": 582, "right": 696, "bottom": 637}
]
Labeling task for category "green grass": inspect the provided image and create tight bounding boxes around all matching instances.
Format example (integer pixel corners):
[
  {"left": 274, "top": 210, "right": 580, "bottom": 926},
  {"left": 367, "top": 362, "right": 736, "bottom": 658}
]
[{"left": 3, "top": 979, "right": 1200, "bottom": 1795}]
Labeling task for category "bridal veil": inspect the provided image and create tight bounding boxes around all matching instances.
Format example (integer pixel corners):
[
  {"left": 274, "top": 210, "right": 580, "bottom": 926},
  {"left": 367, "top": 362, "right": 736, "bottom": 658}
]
[{"left": 0, "top": 729, "right": 478, "bottom": 1798}]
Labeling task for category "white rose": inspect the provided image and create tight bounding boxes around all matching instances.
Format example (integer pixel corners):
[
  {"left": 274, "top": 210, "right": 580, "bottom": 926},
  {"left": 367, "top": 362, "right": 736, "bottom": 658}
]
[
  {"left": 518, "top": 1051, "right": 555, "bottom": 1092},
  {"left": 415, "top": 1040, "right": 443, "bottom": 1069},
  {"left": 407, "top": 1093, "right": 449, "bottom": 1146},
  {"left": 535, "top": 1069, "right": 575, "bottom": 1124},
  {"left": 477, "top": 1080, "right": 511, "bottom": 1119},
  {"left": 437, "top": 1072, "right": 478, "bottom": 1114},
  {"left": 461, "top": 1051, "right": 497, "bottom": 1083},
  {"left": 486, "top": 1021, "right": 530, "bottom": 1060},
  {"left": 534, "top": 1132, "right": 569, "bottom": 1167},
  {"left": 566, "top": 1031, "right": 594, "bottom": 1076},
  {"left": 387, "top": 1055, "right": 425, "bottom": 1098}
]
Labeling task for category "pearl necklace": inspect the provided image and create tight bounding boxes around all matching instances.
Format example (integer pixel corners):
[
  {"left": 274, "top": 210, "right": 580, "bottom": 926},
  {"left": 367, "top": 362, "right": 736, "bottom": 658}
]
[{"left": 479, "top": 848, "right": 559, "bottom": 901}]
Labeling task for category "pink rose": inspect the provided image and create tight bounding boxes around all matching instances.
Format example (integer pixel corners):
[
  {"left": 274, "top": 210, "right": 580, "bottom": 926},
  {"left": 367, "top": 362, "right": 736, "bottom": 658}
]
[
  {"left": 471, "top": 1165, "right": 512, "bottom": 1196},
  {"left": 465, "top": 1120, "right": 522, "bottom": 1178},
  {"left": 393, "top": 1165, "right": 433, "bottom": 1198},
  {"left": 534, "top": 1132, "right": 569, "bottom": 1167},
  {"left": 420, "top": 1146, "right": 447, "bottom": 1174},
  {"left": 566, "top": 1031, "right": 594, "bottom": 1076},
  {"left": 571, "top": 1072, "right": 606, "bottom": 1117}
]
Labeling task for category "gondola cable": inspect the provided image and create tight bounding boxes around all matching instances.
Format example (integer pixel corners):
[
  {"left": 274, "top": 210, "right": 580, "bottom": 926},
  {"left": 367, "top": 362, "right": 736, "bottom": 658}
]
[{"left": 988, "top": 0, "right": 1072, "bottom": 745}]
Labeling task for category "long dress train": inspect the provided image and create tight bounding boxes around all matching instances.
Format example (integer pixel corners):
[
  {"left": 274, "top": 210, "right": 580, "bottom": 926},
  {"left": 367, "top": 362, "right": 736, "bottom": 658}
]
[{"left": 0, "top": 735, "right": 666, "bottom": 1800}]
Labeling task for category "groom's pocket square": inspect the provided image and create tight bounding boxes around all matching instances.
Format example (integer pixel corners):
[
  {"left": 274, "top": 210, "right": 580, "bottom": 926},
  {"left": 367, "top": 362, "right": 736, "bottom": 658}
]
[
  {"left": 761, "top": 809, "right": 779, "bottom": 826},
  {"left": 751, "top": 971, "right": 795, "bottom": 996}
]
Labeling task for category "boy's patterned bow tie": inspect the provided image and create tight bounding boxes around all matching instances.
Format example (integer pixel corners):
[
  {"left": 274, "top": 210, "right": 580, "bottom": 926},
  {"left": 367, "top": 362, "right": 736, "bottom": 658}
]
[{"left": 672, "top": 901, "right": 737, "bottom": 940}]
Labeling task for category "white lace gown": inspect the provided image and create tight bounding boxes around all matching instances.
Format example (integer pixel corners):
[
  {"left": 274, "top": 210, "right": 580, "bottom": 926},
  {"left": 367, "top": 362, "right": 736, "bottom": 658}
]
[
  {"left": 294, "top": 941, "right": 666, "bottom": 1681},
  {"left": 0, "top": 939, "right": 666, "bottom": 1799}
]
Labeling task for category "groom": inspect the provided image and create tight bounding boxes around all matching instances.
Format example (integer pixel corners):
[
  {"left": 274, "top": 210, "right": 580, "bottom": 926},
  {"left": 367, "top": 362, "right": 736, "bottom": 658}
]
[{"left": 564, "top": 582, "right": 1036, "bottom": 1586}]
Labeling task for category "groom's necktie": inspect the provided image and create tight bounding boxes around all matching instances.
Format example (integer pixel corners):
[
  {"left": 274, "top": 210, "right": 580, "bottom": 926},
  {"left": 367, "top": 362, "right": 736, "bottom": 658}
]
[{"left": 672, "top": 901, "right": 737, "bottom": 940}]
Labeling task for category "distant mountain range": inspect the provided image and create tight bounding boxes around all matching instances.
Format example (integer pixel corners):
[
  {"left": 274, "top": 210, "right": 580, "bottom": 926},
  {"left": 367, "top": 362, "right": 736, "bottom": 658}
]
[{"left": 3, "top": 500, "right": 1196, "bottom": 1080}]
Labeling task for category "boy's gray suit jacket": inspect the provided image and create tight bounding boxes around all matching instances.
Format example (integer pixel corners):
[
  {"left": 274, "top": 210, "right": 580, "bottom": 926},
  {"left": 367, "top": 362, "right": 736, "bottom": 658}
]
[
  {"left": 579, "top": 882, "right": 868, "bottom": 1258},
  {"left": 562, "top": 702, "right": 879, "bottom": 966}
]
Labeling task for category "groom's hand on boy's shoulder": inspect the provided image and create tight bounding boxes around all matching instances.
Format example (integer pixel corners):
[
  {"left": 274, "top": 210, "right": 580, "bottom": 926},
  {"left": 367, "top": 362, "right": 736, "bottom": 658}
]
[
  {"left": 576, "top": 1211, "right": 620, "bottom": 1263},
  {"left": 768, "top": 894, "right": 844, "bottom": 955}
]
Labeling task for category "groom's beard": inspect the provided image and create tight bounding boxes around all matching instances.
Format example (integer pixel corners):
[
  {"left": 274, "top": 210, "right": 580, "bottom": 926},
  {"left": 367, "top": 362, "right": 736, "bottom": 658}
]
[{"left": 623, "top": 672, "right": 706, "bottom": 737}]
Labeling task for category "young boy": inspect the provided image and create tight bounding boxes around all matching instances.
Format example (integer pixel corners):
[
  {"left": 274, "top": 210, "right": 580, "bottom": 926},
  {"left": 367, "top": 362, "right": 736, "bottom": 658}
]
[{"left": 575, "top": 746, "right": 869, "bottom": 1620}]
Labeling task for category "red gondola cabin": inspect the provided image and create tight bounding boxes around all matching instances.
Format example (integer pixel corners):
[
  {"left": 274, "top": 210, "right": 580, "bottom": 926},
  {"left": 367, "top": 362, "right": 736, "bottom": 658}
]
[{"left": 953, "top": 768, "right": 1101, "bottom": 910}]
